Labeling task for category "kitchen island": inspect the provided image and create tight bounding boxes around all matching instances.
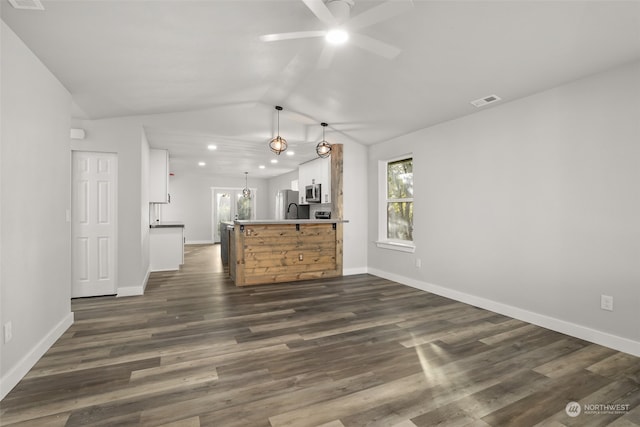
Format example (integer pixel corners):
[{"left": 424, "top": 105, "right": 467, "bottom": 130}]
[{"left": 230, "top": 219, "right": 347, "bottom": 286}]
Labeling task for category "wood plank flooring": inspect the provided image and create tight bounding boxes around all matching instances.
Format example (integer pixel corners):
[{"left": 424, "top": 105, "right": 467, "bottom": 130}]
[{"left": 1, "top": 244, "right": 639, "bottom": 426}]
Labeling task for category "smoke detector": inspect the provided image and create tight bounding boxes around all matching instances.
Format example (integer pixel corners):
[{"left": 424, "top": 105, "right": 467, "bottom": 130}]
[
  {"left": 470, "top": 94, "right": 501, "bottom": 108},
  {"left": 8, "top": 0, "right": 44, "bottom": 10}
]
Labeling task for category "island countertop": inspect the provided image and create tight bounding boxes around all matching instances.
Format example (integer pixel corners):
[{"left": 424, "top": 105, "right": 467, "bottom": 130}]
[
  {"left": 234, "top": 219, "right": 348, "bottom": 226},
  {"left": 150, "top": 222, "right": 185, "bottom": 228}
]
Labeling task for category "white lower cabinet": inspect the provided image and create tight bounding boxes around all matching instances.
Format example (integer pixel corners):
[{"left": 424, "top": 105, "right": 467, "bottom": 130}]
[{"left": 150, "top": 226, "right": 184, "bottom": 271}]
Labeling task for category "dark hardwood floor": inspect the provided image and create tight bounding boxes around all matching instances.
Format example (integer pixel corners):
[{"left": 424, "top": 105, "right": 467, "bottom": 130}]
[{"left": 1, "top": 244, "right": 639, "bottom": 426}]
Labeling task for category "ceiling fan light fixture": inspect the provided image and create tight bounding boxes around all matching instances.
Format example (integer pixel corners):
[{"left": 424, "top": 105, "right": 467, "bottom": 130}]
[
  {"left": 316, "top": 122, "right": 332, "bottom": 158},
  {"left": 269, "top": 106, "right": 288, "bottom": 155},
  {"left": 326, "top": 28, "right": 349, "bottom": 44}
]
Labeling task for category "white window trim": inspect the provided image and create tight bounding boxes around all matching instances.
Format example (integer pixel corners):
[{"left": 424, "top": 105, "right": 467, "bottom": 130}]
[
  {"left": 376, "top": 240, "right": 416, "bottom": 253},
  {"left": 376, "top": 155, "right": 415, "bottom": 253}
]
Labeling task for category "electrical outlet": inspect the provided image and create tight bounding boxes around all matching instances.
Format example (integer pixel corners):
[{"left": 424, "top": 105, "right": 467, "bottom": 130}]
[
  {"left": 298, "top": 253, "right": 303, "bottom": 261},
  {"left": 4, "top": 322, "right": 12, "bottom": 343},
  {"left": 415, "top": 258, "right": 422, "bottom": 268},
  {"left": 601, "top": 295, "right": 614, "bottom": 311}
]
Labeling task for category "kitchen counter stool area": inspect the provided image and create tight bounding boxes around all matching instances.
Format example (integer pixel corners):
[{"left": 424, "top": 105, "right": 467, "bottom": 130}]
[{"left": 228, "top": 220, "right": 347, "bottom": 286}]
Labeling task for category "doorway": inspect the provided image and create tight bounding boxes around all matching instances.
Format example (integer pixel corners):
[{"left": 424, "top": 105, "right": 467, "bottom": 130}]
[
  {"left": 71, "top": 151, "right": 118, "bottom": 297},
  {"left": 211, "top": 187, "right": 256, "bottom": 243}
]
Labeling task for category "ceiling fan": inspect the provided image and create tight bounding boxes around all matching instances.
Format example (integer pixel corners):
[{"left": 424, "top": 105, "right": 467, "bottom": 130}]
[{"left": 260, "top": 0, "right": 413, "bottom": 68}]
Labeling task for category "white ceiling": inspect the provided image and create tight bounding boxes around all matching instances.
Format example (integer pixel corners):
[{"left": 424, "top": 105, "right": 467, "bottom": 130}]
[{"left": 3, "top": 0, "right": 640, "bottom": 178}]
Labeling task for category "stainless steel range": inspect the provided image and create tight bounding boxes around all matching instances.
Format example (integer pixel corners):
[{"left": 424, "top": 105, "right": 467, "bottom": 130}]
[{"left": 314, "top": 211, "right": 331, "bottom": 219}]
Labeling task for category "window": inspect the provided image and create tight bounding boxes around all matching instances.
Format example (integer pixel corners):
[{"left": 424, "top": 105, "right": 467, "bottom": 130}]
[
  {"left": 377, "top": 156, "right": 414, "bottom": 252},
  {"left": 212, "top": 188, "right": 257, "bottom": 242}
]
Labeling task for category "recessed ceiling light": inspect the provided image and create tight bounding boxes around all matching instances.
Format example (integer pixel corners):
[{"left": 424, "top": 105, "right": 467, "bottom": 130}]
[
  {"left": 259, "top": 165, "right": 266, "bottom": 169},
  {"left": 207, "top": 144, "right": 217, "bottom": 150},
  {"left": 286, "top": 151, "right": 295, "bottom": 156},
  {"left": 198, "top": 161, "right": 206, "bottom": 167},
  {"left": 326, "top": 28, "right": 349, "bottom": 44},
  {"left": 271, "top": 159, "right": 278, "bottom": 164}
]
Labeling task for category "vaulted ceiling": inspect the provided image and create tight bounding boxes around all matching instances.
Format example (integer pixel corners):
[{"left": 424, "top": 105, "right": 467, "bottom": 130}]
[{"left": 3, "top": 0, "right": 640, "bottom": 177}]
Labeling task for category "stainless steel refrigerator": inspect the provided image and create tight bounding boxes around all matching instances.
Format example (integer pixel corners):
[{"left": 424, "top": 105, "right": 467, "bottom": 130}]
[{"left": 275, "top": 190, "right": 309, "bottom": 220}]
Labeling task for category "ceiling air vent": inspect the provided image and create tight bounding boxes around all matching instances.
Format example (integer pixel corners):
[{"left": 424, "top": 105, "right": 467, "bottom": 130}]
[
  {"left": 8, "top": 0, "right": 44, "bottom": 10},
  {"left": 470, "top": 94, "right": 501, "bottom": 108}
]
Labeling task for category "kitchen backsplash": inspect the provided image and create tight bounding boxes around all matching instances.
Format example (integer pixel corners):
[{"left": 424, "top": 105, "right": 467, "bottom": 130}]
[{"left": 309, "top": 203, "right": 333, "bottom": 219}]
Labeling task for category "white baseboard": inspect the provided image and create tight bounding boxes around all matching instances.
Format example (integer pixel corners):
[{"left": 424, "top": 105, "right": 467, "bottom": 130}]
[
  {"left": 368, "top": 268, "right": 640, "bottom": 357},
  {"left": 143, "top": 267, "right": 150, "bottom": 293},
  {"left": 117, "top": 268, "right": 151, "bottom": 297},
  {"left": 186, "top": 240, "right": 214, "bottom": 245},
  {"left": 0, "top": 312, "right": 74, "bottom": 400},
  {"left": 343, "top": 267, "right": 368, "bottom": 276},
  {"left": 117, "top": 286, "right": 144, "bottom": 297}
]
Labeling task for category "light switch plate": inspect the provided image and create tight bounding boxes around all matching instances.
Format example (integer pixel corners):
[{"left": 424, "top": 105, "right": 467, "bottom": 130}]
[{"left": 4, "top": 322, "right": 12, "bottom": 343}]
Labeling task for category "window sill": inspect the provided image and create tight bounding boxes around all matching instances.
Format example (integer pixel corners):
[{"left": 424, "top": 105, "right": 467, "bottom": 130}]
[{"left": 375, "top": 241, "right": 415, "bottom": 253}]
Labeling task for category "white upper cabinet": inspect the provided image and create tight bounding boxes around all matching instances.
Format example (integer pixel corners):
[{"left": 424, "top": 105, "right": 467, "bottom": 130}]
[
  {"left": 298, "top": 161, "right": 311, "bottom": 204},
  {"left": 298, "top": 157, "right": 331, "bottom": 204},
  {"left": 149, "top": 149, "right": 170, "bottom": 203}
]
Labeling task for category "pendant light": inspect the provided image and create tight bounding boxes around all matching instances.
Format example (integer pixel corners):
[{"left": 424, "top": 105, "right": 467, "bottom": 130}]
[
  {"left": 316, "top": 122, "right": 332, "bottom": 158},
  {"left": 242, "top": 172, "right": 251, "bottom": 199},
  {"left": 269, "top": 106, "right": 288, "bottom": 155}
]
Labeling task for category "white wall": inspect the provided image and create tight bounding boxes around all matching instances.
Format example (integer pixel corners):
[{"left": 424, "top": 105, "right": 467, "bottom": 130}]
[
  {"left": 162, "top": 171, "right": 271, "bottom": 243},
  {"left": 342, "top": 141, "right": 368, "bottom": 274},
  {"left": 0, "top": 21, "right": 74, "bottom": 398},
  {"left": 140, "top": 130, "right": 151, "bottom": 290},
  {"left": 70, "top": 117, "right": 150, "bottom": 296},
  {"left": 368, "top": 61, "right": 640, "bottom": 355}
]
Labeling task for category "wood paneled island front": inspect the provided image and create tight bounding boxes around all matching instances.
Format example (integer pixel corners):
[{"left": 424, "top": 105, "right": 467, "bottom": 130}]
[{"left": 230, "top": 219, "right": 347, "bottom": 286}]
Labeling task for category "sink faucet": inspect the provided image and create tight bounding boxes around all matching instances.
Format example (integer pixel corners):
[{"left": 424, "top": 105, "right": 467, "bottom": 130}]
[{"left": 287, "top": 202, "right": 299, "bottom": 219}]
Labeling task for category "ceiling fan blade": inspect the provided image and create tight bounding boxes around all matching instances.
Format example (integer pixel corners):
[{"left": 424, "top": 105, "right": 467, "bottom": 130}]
[
  {"left": 349, "top": 33, "right": 402, "bottom": 59},
  {"left": 260, "top": 30, "right": 326, "bottom": 42},
  {"left": 346, "top": 0, "right": 414, "bottom": 31},
  {"left": 317, "top": 45, "right": 336, "bottom": 69},
  {"left": 301, "top": 0, "right": 337, "bottom": 26}
]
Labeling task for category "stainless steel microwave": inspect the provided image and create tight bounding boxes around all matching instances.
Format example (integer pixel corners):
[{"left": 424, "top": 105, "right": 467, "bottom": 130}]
[{"left": 305, "top": 184, "right": 321, "bottom": 203}]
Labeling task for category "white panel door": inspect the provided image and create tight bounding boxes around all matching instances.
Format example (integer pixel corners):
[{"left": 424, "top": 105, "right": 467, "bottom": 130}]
[{"left": 72, "top": 151, "right": 117, "bottom": 297}]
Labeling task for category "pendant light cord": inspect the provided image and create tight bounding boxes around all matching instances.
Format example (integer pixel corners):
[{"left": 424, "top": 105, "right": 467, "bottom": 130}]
[{"left": 276, "top": 105, "right": 283, "bottom": 138}]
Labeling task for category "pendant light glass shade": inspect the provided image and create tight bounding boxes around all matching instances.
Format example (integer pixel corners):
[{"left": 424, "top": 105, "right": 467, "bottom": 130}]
[
  {"left": 316, "top": 122, "right": 332, "bottom": 158},
  {"left": 242, "top": 172, "right": 251, "bottom": 199},
  {"left": 269, "top": 135, "right": 287, "bottom": 155},
  {"left": 269, "top": 106, "right": 287, "bottom": 155}
]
